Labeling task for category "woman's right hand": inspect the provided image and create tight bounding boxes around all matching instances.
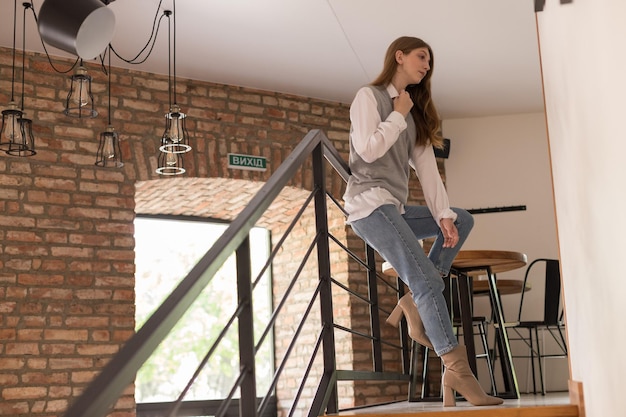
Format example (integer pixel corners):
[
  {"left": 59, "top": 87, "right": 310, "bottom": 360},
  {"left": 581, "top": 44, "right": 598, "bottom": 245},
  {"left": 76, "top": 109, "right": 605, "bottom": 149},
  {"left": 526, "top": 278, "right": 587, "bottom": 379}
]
[{"left": 394, "top": 90, "right": 414, "bottom": 117}]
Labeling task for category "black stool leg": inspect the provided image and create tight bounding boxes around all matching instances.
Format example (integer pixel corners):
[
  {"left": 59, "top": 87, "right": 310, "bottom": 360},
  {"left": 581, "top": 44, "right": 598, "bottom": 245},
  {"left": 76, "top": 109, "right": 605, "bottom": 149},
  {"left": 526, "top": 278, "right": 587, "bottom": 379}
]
[
  {"left": 408, "top": 341, "right": 422, "bottom": 402},
  {"left": 534, "top": 327, "right": 546, "bottom": 395},
  {"left": 478, "top": 321, "right": 497, "bottom": 395},
  {"left": 421, "top": 346, "right": 430, "bottom": 399}
]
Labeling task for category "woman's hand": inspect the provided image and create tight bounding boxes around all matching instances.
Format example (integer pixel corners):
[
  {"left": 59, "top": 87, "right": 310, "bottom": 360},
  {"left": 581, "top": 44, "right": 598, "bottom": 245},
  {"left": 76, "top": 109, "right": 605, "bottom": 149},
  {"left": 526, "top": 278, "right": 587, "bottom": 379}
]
[
  {"left": 440, "top": 218, "right": 459, "bottom": 248},
  {"left": 393, "top": 90, "right": 413, "bottom": 117}
]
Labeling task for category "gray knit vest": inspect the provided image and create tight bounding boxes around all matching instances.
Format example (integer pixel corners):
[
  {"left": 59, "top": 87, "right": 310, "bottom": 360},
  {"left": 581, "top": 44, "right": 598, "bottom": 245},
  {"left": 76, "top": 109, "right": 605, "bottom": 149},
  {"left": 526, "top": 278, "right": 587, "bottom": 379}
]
[{"left": 344, "top": 85, "right": 417, "bottom": 206}]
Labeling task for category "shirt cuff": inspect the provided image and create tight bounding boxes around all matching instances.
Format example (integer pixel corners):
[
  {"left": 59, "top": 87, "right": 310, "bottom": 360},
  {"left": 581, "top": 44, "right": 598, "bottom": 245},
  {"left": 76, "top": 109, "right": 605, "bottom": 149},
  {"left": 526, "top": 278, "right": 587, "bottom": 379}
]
[
  {"left": 386, "top": 111, "right": 407, "bottom": 131},
  {"left": 438, "top": 208, "right": 458, "bottom": 224}
]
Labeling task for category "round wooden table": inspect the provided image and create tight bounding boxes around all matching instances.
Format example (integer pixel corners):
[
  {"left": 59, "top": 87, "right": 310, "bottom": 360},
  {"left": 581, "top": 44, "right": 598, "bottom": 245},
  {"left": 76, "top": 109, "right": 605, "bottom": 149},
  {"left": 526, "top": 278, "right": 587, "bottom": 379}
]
[
  {"left": 451, "top": 250, "right": 527, "bottom": 275},
  {"left": 382, "top": 259, "right": 530, "bottom": 296}
]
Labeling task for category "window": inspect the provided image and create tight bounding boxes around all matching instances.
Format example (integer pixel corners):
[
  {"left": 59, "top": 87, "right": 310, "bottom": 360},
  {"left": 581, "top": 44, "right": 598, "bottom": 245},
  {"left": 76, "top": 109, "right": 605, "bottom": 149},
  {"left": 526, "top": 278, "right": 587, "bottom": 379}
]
[{"left": 134, "top": 216, "right": 273, "bottom": 402}]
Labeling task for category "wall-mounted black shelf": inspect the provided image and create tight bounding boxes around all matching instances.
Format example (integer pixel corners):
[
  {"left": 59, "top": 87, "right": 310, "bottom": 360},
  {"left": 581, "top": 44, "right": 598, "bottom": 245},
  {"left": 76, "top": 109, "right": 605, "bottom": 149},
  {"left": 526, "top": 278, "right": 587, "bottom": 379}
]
[{"left": 466, "top": 205, "right": 526, "bottom": 215}]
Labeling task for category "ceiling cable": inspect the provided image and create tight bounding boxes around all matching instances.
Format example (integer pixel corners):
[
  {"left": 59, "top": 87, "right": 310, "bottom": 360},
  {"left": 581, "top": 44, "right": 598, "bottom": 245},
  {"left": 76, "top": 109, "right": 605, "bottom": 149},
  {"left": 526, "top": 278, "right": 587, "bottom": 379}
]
[
  {"left": 325, "top": 0, "right": 370, "bottom": 81},
  {"left": 109, "top": 0, "right": 167, "bottom": 65}
]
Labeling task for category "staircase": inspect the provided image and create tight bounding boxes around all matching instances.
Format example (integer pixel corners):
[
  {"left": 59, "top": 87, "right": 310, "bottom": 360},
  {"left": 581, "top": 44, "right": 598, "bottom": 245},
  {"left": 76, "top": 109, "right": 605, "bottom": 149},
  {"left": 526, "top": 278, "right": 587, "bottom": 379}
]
[{"left": 61, "top": 130, "right": 581, "bottom": 417}]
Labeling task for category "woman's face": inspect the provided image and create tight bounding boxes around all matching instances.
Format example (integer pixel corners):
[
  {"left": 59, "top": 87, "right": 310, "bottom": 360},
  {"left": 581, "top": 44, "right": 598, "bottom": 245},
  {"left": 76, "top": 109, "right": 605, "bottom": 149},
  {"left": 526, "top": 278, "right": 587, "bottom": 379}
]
[{"left": 396, "top": 47, "right": 431, "bottom": 85}]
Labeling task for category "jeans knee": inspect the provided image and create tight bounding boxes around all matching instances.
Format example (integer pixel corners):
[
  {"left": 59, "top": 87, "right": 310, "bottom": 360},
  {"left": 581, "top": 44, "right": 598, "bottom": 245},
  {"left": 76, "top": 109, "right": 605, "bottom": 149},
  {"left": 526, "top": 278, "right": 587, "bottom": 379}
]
[
  {"left": 454, "top": 208, "right": 474, "bottom": 232},
  {"left": 430, "top": 274, "right": 446, "bottom": 293}
]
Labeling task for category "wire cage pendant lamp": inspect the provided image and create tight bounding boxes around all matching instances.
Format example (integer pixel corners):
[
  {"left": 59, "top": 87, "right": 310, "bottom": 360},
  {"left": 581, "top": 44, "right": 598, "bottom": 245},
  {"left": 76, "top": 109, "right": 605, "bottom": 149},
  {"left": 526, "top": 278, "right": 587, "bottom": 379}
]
[
  {"left": 161, "top": 103, "right": 190, "bottom": 154},
  {"left": 1, "top": 0, "right": 36, "bottom": 156},
  {"left": 96, "top": 124, "right": 123, "bottom": 167},
  {"left": 9, "top": 1, "right": 37, "bottom": 157},
  {"left": 0, "top": 102, "right": 23, "bottom": 152},
  {"left": 95, "top": 45, "right": 123, "bottom": 168},
  {"left": 157, "top": 5, "right": 190, "bottom": 176},
  {"left": 63, "top": 61, "right": 98, "bottom": 118},
  {"left": 8, "top": 114, "right": 36, "bottom": 157}
]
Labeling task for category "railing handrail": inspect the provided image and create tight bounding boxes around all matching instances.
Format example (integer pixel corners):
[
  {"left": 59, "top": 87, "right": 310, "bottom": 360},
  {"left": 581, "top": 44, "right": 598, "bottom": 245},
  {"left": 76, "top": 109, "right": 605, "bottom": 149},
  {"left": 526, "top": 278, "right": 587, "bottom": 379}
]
[{"left": 321, "top": 133, "right": 351, "bottom": 181}]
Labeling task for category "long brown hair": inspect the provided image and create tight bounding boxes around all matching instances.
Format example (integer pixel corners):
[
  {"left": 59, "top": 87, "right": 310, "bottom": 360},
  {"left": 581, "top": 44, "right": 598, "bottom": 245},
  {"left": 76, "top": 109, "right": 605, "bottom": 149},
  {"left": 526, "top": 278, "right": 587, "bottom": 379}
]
[{"left": 371, "top": 36, "right": 443, "bottom": 149}]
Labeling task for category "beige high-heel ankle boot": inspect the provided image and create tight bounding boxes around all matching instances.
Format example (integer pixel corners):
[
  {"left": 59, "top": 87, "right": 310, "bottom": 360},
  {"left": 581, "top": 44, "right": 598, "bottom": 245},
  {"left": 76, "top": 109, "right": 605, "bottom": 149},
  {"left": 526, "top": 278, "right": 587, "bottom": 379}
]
[
  {"left": 386, "top": 293, "right": 434, "bottom": 349},
  {"left": 440, "top": 345, "right": 504, "bottom": 407}
]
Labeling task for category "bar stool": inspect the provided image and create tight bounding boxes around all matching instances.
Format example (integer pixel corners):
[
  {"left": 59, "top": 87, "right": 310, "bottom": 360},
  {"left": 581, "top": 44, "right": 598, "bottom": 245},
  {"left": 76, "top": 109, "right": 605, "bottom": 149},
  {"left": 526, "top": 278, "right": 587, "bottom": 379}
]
[
  {"left": 382, "top": 262, "right": 497, "bottom": 400},
  {"left": 447, "top": 274, "right": 497, "bottom": 395},
  {"left": 420, "top": 275, "right": 497, "bottom": 399}
]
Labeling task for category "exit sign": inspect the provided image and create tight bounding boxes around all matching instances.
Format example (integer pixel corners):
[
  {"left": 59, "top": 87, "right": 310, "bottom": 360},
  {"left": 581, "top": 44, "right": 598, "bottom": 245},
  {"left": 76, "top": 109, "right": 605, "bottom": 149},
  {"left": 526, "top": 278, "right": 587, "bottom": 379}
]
[{"left": 227, "top": 153, "right": 267, "bottom": 171}]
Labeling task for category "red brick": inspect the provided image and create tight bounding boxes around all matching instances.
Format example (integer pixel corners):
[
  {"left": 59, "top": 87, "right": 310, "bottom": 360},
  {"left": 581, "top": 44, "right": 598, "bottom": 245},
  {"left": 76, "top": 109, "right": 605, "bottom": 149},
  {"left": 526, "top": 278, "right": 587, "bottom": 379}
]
[
  {"left": 0, "top": 401, "right": 29, "bottom": 415},
  {"left": 49, "top": 357, "right": 93, "bottom": 370},
  {"left": 43, "top": 329, "right": 89, "bottom": 341},
  {"left": 0, "top": 329, "right": 16, "bottom": 340},
  {"left": 5, "top": 343, "right": 38, "bottom": 355},
  {"left": 34, "top": 177, "right": 77, "bottom": 191}
]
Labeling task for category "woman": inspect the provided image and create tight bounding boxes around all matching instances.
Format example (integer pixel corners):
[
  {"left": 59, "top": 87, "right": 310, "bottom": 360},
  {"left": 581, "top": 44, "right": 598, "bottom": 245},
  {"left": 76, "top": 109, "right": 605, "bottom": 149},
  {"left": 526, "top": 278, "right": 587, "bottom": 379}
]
[{"left": 343, "top": 36, "right": 502, "bottom": 407}]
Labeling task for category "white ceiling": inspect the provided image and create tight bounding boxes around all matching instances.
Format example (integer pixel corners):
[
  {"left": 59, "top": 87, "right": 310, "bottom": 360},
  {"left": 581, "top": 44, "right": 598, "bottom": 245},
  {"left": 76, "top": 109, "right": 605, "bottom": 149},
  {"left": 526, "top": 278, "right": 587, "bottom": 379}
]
[{"left": 0, "top": 0, "right": 544, "bottom": 119}]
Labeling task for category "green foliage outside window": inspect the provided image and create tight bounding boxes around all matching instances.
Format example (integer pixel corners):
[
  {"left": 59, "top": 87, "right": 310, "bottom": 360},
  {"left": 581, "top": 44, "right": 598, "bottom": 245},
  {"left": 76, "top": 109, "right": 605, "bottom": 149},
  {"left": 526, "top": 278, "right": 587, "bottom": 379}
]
[{"left": 134, "top": 217, "right": 273, "bottom": 402}]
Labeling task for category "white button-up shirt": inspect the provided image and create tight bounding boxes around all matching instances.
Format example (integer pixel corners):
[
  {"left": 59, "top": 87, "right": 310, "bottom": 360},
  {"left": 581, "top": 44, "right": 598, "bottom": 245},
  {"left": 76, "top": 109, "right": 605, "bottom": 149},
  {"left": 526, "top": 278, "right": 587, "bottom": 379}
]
[{"left": 344, "top": 84, "right": 457, "bottom": 227}]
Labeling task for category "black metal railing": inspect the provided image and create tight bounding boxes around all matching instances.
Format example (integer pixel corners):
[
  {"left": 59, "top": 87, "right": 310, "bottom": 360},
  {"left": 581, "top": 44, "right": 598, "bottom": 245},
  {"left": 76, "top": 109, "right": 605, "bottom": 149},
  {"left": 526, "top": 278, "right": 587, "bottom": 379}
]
[{"left": 63, "top": 130, "right": 412, "bottom": 417}]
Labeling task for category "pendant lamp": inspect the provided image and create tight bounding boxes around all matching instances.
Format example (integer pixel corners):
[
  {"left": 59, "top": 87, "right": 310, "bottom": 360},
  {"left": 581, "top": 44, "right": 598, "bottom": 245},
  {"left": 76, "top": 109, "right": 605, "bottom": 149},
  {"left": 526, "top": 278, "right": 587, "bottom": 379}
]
[
  {"left": 0, "top": 0, "right": 25, "bottom": 153},
  {"left": 0, "top": 103, "right": 23, "bottom": 153},
  {"left": 8, "top": 115, "right": 36, "bottom": 157},
  {"left": 95, "top": 46, "right": 123, "bottom": 168},
  {"left": 63, "top": 62, "right": 98, "bottom": 118},
  {"left": 157, "top": 4, "right": 191, "bottom": 175},
  {"left": 37, "top": 0, "right": 115, "bottom": 60},
  {"left": 7, "top": 1, "right": 36, "bottom": 157}
]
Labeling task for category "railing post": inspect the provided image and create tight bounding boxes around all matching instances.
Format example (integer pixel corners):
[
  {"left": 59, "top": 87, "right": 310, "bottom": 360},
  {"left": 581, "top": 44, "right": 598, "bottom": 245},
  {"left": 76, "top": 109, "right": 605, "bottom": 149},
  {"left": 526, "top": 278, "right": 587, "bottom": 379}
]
[
  {"left": 309, "top": 139, "right": 338, "bottom": 415},
  {"left": 396, "top": 278, "right": 412, "bottom": 376},
  {"left": 365, "top": 245, "right": 384, "bottom": 372},
  {"left": 236, "top": 236, "right": 257, "bottom": 417}
]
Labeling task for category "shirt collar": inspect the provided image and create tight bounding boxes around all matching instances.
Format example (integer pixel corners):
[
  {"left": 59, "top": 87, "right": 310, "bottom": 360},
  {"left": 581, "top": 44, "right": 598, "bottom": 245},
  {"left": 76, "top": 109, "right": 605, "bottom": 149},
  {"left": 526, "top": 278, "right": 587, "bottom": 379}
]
[{"left": 386, "top": 84, "right": 399, "bottom": 99}]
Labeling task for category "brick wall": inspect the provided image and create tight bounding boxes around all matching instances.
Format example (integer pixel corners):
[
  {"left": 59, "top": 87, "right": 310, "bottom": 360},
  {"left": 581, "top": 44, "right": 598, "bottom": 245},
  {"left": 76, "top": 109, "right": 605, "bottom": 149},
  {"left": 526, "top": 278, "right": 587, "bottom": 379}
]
[{"left": 1, "top": 46, "right": 440, "bottom": 416}]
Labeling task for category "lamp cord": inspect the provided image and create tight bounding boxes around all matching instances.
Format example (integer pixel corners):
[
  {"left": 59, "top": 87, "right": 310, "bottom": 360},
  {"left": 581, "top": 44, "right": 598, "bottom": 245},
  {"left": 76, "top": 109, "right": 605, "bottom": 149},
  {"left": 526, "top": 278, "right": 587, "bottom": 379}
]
[
  {"left": 109, "top": 15, "right": 167, "bottom": 66},
  {"left": 165, "top": 10, "right": 172, "bottom": 109},
  {"left": 173, "top": 0, "right": 177, "bottom": 105},
  {"left": 109, "top": 0, "right": 166, "bottom": 65},
  {"left": 10, "top": 0, "right": 17, "bottom": 101},
  {"left": 20, "top": 1, "right": 29, "bottom": 111},
  {"left": 108, "top": 45, "right": 112, "bottom": 126},
  {"left": 161, "top": 4, "right": 178, "bottom": 109}
]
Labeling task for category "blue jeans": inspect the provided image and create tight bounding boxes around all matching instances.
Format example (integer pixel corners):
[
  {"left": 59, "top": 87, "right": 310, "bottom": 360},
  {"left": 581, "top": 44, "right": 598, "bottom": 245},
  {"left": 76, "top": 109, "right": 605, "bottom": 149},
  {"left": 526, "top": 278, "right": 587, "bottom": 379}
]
[{"left": 350, "top": 204, "right": 474, "bottom": 356}]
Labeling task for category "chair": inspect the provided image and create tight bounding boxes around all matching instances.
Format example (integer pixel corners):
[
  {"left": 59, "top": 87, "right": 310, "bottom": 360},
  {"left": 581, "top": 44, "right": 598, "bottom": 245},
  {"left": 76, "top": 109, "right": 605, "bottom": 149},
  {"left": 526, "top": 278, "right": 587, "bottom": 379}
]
[{"left": 504, "top": 258, "right": 568, "bottom": 395}]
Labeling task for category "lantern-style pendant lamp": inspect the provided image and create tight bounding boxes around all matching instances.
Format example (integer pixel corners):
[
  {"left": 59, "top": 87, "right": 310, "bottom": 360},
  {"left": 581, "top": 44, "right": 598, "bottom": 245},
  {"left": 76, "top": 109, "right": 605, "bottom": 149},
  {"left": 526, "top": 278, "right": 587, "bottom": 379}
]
[
  {"left": 96, "top": 125, "right": 123, "bottom": 167},
  {"left": 64, "top": 64, "right": 97, "bottom": 118},
  {"left": 156, "top": 4, "right": 191, "bottom": 176},
  {"left": 5, "top": 2, "right": 37, "bottom": 157},
  {"left": 0, "top": 102, "right": 23, "bottom": 151},
  {"left": 95, "top": 45, "right": 123, "bottom": 168},
  {"left": 160, "top": 104, "right": 191, "bottom": 154},
  {"left": 6, "top": 114, "right": 36, "bottom": 157}
]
